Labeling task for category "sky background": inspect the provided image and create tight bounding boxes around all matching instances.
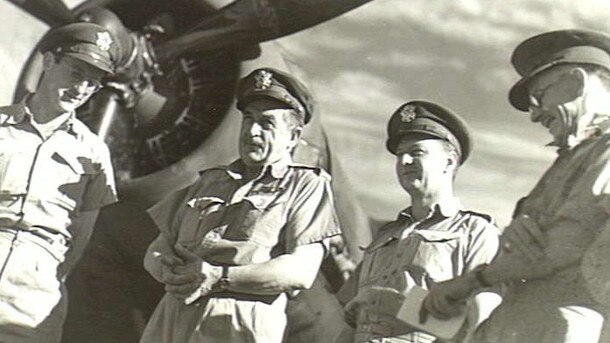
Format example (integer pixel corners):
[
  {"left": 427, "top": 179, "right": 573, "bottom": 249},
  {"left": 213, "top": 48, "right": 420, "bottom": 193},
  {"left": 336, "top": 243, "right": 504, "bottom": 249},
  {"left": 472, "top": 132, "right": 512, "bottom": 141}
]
[{"left": 2, "top": 0, "right": 610, "bottom": 227}]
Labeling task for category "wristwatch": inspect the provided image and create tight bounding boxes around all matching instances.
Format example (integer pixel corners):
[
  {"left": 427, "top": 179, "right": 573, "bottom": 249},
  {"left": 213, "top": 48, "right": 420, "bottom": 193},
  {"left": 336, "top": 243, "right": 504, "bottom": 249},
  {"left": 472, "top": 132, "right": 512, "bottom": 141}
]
[{"left": 215, "top": 266, "right": 230, "bottom": 291}]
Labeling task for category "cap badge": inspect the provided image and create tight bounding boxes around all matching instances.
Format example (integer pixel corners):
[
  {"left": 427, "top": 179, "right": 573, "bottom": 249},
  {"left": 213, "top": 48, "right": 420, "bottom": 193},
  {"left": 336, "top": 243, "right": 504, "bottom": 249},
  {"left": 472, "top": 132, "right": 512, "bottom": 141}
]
[
  {"left": 95, "top": 31, "right": 113, "bottom": 52},
  {"left": 254, "top": 70, "right": 273, "bottom": 90},
  {"left": 400, "top": 105, "right": 417, "bottom": 122}
]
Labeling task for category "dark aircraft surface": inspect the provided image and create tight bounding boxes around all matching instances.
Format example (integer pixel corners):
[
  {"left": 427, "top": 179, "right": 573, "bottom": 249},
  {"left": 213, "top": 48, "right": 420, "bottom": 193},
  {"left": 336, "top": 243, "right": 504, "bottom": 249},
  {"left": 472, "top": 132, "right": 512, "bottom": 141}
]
[{"left": 4, "top": 0, "right": 376, "bottom": 341}]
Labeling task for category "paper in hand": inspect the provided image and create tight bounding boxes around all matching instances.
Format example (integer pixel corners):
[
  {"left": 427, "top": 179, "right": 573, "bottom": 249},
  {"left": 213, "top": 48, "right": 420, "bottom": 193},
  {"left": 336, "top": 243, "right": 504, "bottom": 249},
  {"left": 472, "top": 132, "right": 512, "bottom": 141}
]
[{"left": 396, "top": 286, "right": 467, "bottom": 340}]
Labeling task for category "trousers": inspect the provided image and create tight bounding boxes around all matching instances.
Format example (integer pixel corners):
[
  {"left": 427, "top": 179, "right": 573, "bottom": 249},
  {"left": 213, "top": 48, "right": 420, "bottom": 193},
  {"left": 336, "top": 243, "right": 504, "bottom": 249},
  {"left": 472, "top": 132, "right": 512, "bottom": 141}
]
[{"left": 0, "top": 228, "right": 68, "bottom": 343}]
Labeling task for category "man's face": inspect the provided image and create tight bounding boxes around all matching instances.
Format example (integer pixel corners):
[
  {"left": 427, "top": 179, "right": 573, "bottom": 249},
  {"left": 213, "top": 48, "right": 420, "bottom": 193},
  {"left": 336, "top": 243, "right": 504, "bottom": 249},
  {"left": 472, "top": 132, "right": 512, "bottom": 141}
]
[
  {"left": 527, "top": 64, "right": 586, "bottom": 144},
  {"left": 42, "top": 54, "right": 106, "bottom": 113},
  {"left": 239, "top": 99, "right": 301, "bottom": 167},
  {"left": 394, "top": 137, "right": 453, "bottom": 196}
]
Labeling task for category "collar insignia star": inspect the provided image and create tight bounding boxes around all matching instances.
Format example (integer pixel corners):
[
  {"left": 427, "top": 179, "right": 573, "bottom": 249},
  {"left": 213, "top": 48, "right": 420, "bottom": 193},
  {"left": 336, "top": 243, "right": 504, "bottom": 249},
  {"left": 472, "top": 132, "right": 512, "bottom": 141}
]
[
  {"left": 254, "top": 70, "right": 273, "bottom": 90},
  {"left": 95, "top": 31, "right": 113, "bottom": 52}
]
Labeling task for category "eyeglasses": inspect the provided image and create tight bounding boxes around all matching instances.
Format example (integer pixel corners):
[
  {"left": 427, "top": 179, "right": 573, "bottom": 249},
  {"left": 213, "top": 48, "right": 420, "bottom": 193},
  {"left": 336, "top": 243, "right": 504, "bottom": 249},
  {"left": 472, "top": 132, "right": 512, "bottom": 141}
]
[
  {"left": 527, "top": 71, "right": 583, "bottom": 110},
  {"left": 82, "top": 79, "right": 103, "bottom": 93}
]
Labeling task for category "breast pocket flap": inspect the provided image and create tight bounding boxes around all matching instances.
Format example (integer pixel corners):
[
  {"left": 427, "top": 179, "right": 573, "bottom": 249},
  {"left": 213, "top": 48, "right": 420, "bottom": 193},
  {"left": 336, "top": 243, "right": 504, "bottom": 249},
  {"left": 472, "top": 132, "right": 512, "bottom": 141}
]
[{"left": 414, "top": 230, "right": 461, "bottom": 242}]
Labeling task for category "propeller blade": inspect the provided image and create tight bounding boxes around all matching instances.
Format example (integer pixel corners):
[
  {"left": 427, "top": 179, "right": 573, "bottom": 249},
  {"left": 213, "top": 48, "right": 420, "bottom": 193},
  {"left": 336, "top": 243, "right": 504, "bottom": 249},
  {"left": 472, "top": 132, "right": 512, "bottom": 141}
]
[
  {"left": 155, "top": 0, "right": 375, "bottom": 63},
  {"left": 5, "top": 0, "right": 75, "bottom": 27}
]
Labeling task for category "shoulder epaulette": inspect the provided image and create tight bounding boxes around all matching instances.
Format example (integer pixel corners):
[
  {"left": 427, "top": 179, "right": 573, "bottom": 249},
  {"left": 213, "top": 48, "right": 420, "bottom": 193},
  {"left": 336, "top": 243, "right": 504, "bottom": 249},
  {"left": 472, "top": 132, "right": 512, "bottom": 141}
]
[
  {"left": 462, "top": 210, "right": 496, "bottom": 225},
  {"left": 290, "top": 163, "right": 332, "bottom": 178},
  {"left": 198, "top": 165, "right": 230, "bottom": 176}
]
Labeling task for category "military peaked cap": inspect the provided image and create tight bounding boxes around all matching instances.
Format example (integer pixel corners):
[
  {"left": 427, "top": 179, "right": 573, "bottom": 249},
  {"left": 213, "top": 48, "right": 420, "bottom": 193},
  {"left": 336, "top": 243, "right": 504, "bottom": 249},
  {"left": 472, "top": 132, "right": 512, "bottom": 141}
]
[
  {"left": 236, "top": 68, "right": 314, "bottom": 124},
  {"left": 39, "top": 22, "right": 120, "bottom": 74},
  {"left": 509, "top": 29, "right": 610, "bottom": 111},
  {"left": 386, "top": 100, "right": 471, "bottom": 164}
]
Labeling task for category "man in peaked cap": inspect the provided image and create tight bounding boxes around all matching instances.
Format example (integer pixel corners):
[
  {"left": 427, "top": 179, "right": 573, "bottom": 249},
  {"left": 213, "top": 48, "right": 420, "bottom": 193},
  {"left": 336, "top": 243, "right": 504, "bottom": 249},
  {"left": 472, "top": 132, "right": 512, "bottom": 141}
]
[
  {"left": 140, "top": 67, "right": 341, "bottom": 343},
  {"left": 336, "top": 101, "right": 500, "bottom": 343},
  {"left": 0, "top": 22, "right": 118, "bottom": 342},
  {"left": 423, "top": 29, "right": 610, "bottom": 343}
]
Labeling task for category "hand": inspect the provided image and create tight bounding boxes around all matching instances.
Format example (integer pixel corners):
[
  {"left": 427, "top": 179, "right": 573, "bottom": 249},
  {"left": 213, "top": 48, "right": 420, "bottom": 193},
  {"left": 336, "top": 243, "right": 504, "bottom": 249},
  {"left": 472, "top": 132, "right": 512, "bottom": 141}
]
[
  {"left": 344, "top": 286, "right": 405, "bottom": 327},
  {"left": 502, "top": 214, "right": 546, "bottom": 261},
  {"left": 149, "top": 250, "right": 198, "bottom": 286},
  {"left": 420, "top": 277, "right": 472, "bottom": 323},
  {"left": 164, "top": 244, "right": 222, "bottom": 304}
]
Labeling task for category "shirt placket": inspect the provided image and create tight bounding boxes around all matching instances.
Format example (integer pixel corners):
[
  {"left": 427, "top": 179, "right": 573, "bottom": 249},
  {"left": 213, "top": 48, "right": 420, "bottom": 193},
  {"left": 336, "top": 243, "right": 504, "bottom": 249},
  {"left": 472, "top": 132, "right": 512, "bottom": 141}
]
[{"left": 15, "top": 132, "right": 47, "bottom": 226}]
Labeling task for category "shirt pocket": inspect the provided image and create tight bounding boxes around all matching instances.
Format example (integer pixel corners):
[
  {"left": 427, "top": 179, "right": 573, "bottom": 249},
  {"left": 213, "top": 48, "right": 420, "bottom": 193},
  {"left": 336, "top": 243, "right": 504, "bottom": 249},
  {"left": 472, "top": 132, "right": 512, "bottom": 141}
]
[
  {"left": 0, "top": 145, "right": 31, "bottom": 195},
  {"left": 46, "top": 150, "right": 93, "bottom": 211},
  {"left": 225, "top": 192, "right": 289, "bottom": 247},
  {"left": 358, "top": 235, "right": 398, "bottom": 287},
  {"left": 410, "top": 230, "right": 462, "bottom": 283}
]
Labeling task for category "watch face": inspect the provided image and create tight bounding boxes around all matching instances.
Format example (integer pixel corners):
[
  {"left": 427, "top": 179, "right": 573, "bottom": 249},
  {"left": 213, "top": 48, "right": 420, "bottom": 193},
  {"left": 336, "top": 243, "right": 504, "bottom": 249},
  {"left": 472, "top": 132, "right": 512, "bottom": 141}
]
[{"left": 73, "top": 0, "right": 240, "bottom": 184}]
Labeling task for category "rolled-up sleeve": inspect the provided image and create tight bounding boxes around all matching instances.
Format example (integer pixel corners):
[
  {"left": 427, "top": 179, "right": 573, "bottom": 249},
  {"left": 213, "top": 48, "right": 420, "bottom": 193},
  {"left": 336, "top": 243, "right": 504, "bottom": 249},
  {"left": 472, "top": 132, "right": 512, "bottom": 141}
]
[
  {"left": 464, "top": 217, "right": 501, "bottom": 273},
  {"left": 147, "top": 186, "right": 191, "bottom": 240},
  {"left": 284, "top": 172, "right": 341, "bottom": 253},
  {"left": 80, "top": 143, "right": 118, "bottom": 212}
]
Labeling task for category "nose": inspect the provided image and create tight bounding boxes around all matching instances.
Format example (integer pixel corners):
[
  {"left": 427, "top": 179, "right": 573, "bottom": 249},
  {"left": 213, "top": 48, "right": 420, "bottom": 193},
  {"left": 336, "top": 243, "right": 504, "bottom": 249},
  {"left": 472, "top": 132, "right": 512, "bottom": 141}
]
[
  {"left": 400, "top": 153, "right": 413, "bottom": 165},
  {"left": 529, "top": 108, "right": 544, "bottom": 123},
  {"left": 76, "top": 80, "right": 99, "bottom": 94},
  {"left": 248, "top": 121, "right": 262, "bottom": 136},
  {"left": 75, "top": 81, "right": 90, "bottom": 94}
]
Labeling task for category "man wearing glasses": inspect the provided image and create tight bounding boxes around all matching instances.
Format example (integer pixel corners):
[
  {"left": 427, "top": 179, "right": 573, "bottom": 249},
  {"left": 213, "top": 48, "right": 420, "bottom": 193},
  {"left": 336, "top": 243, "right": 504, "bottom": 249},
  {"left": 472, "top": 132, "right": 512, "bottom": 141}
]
[
  {"left": 0, "top": 22, "right": 118, "bottom": 342},
  {"left": 422, "top": 29, "right": 610, "bottom": 343}
]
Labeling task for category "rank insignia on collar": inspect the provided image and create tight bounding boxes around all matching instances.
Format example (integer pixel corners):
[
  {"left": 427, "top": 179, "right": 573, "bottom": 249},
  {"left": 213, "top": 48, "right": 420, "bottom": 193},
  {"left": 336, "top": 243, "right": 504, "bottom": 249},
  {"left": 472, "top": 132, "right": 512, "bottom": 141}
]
[
  {"left": 96, "top": 31, "right": 113, "bottom": 52},
  {"left": 254, "top": 70, "right": 273, "bottom": 90},
  {"left": 400, "top": 104, "right": 417, "bottom": 122}
]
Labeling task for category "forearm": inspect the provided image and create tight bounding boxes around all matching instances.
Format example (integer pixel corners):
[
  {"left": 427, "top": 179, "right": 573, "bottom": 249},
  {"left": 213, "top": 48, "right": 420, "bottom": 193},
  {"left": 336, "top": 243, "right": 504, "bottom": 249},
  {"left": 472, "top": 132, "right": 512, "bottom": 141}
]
[
  {"left": 225, "top": 243, "right": 324, "bottom": 295},
  {"left": 62, "top": 210, "right": 100, "bottom": 277},
  {"left": 463, "top": 291, "right": 502, "bottom": 341},
  {"left": 144, "top": 233, "right": 176, "bottom": 281},
  {"left": 484, "top": 220, "right": 595, "bottom": 285}
]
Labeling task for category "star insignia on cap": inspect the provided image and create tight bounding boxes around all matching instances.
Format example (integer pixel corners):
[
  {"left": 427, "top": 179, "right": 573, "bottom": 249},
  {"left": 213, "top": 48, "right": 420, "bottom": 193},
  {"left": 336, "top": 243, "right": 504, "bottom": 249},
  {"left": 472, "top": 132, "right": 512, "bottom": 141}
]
[
  {"left": 254, "top": 70, "right": 273, "bottom": 90},
  {"left": 400, "top": 105, "right": 417, "bottom": 122},
  {"left": 95, "top": 31, "right": 113, "bottom": 52}
]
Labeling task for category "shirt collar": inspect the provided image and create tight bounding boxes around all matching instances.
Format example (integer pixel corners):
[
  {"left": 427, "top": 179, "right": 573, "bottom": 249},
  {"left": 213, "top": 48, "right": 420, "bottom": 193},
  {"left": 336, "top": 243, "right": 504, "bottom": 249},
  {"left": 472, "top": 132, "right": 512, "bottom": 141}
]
[
  {"left": 225, "top": 157, "right": 293, "bottom": 180},
  {"left": 3, "top": 95, "right": 79, "bottom": 137},
  {"left": 0, "top": 102, "right": 28, "bottom": 125},
  {"left": 398, "top": 197, "right": 462, "bottom": 221},
  {"left": 552, "top": 115, "right": 610, "bottom": 153}
]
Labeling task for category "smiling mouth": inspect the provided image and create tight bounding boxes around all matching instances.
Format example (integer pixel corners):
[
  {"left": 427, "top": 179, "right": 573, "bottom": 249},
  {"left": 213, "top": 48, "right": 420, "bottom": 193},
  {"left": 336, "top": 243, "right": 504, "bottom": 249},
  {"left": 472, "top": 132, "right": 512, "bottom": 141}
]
[{"left": 61, "top": 91, "right": 84, "bottom": 103}]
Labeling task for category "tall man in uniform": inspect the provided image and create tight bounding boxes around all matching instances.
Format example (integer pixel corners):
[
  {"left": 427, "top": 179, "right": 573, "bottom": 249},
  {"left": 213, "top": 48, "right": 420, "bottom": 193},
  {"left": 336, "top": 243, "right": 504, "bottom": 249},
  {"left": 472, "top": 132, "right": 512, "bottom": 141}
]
[
  {"left": 0, "top": 23, "right": 119, "bottom": 342},
  {"left": 423, "top": 29, "right": 610, "bottom": 343},
  {"left": 140, "top": 67, "right": 341, "bottom": 343},
  {"left": 337, "top": 101, "right": 501, "bottom": 342}
]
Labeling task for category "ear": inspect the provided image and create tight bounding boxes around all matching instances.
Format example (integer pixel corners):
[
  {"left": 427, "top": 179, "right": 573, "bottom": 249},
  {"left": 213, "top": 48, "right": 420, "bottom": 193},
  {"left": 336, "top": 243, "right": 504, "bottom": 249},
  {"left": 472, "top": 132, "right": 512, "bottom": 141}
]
[
  {"left": 568, "top": 67, "right": 588, "bottom": 97},
  {"left": 290, "top": 126, "right": 303, "bottom": 144},
  {"left": 42, "top": 52, "right": 57, "bottom": 71},
  {"left": 444, "top": 152, "right": 458, "bottom": 174}
]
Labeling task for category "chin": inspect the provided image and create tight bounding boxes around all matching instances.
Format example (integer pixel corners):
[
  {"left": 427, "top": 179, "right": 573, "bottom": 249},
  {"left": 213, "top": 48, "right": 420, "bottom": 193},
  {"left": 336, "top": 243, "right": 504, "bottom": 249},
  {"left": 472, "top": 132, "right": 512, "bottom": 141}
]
[
  {"left": 58, "top": 100, "right": 82, "bottom": 113},
  {"left": 241, "top": 156, "right": 265, "bottom": 166}
]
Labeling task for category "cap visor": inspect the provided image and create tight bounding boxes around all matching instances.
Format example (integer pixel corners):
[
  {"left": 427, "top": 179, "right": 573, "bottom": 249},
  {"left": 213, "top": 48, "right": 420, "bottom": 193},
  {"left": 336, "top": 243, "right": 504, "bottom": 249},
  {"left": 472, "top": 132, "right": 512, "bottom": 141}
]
[
  {"left": 238, "top": 93, "right": 293, "bottom": 110},
  {"left": 509, "top": 77, "right": 530, "bottom": 111},
  {"left": 62, "top": 51, "right": 113, "bottom": 74}
]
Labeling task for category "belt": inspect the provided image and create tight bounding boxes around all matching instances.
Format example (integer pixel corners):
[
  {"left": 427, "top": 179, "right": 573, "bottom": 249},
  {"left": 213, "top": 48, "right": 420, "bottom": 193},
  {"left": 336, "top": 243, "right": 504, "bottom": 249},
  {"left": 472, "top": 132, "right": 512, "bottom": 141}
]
[
  {"left": 0, "top": 226, "right": 69, "bottom": 247},
  {"left": 207, "top": 291, "right": 280, "bottom": 305},
  {"left": 357, "top": 323, "right": 435, "bottom": 343}
]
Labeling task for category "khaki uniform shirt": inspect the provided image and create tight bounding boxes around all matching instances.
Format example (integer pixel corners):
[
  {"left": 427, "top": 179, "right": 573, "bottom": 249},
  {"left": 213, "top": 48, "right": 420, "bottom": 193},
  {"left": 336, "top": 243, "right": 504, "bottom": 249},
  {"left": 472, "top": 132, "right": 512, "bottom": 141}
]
[
  {"left": 473, "top": 131, "right": 610, "bottom": 343},
  {"left": 0, "top": 101, "right": 117, "bottom": 239},
  {"left": 346, "top": 199, "right": 499, "bottom": 343},
  {"left": 141, "top": 158, "right": 341, "bottom": 343}
]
